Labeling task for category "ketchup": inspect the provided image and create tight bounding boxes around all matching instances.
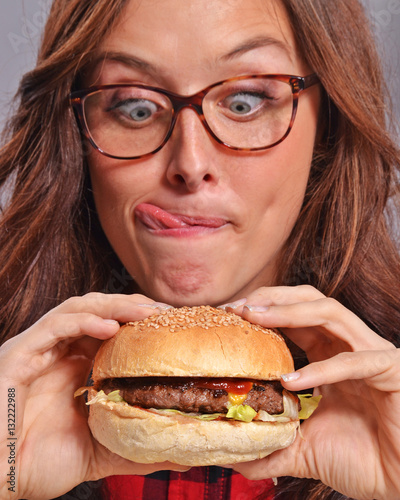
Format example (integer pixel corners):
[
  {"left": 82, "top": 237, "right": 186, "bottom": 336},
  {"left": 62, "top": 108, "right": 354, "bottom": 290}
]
[
  {"left": 192, "top": 378, "right": 254, "bottom": 395},
  {"left": 118, "top": 377, "right": 256, "bottom": 395}
]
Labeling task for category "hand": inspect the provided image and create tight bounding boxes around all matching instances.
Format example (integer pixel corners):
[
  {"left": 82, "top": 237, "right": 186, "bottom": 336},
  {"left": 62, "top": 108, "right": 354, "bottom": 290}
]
[
  {"left": 0, "top": 293, "right": 187, "bottom": 500},
  {"left": 221, "top": 285, "right": 400, "bottom": 500}
]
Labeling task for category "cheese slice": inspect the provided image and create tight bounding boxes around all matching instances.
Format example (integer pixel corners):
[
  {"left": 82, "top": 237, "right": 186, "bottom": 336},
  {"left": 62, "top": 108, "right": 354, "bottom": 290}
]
[{"left": 228, "top": 393, "right": 248, "bottom": 406}]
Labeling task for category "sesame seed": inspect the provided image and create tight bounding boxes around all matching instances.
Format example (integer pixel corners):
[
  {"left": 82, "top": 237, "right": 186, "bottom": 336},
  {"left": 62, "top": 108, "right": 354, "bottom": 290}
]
[{"left": 126, "top": 305, "right": 282, "bottom": 341}]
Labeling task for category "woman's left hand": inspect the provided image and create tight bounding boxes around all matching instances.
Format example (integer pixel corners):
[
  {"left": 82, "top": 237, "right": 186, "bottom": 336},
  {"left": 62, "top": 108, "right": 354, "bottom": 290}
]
[{"left": 222, "top": 285, "right": 400, "bottom": 500}]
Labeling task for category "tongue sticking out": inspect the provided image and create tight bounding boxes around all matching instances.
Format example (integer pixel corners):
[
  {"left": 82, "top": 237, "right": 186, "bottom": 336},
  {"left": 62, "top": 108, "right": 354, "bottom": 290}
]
[
  {"left": 135, "top": 203, "right": 225, "bottom": 230},
  {"left": 135, "top": 203, "right": 188, "bottom": 229}
]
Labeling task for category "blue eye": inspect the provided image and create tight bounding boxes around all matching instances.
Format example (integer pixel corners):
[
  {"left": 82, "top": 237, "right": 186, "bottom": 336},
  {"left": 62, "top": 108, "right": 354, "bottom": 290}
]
[
  {"left": 111, "top": 99, "right": 158, "bottom": 122},
  {"left": 227, "top": 93, "right": 265, "bottom": 115}
]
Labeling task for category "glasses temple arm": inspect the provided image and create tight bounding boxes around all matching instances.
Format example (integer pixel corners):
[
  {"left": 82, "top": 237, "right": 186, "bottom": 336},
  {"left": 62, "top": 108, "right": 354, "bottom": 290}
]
[{"left": 303, "top": 73, "right": 320, "bottom": 89}]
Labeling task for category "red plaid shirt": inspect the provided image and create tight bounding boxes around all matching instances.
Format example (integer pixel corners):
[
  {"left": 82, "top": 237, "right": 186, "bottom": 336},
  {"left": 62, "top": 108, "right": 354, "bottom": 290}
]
[{"left": 102, "top": 467, "right": 274, "bottom": 499}]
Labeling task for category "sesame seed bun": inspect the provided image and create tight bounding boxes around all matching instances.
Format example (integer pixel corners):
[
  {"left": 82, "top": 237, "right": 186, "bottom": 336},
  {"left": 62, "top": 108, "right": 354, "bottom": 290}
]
[
  {"left": 92, "top": 305, "right": 294, "bottom": 382},
  {"left": 87, "top": 305, "right": 299, "bottom": 466}
]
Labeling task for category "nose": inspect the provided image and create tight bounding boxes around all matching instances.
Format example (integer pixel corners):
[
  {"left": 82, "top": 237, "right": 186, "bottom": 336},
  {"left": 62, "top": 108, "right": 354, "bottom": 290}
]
[{"left": 164, "top": 107, "right": 220, "bottom": 192}]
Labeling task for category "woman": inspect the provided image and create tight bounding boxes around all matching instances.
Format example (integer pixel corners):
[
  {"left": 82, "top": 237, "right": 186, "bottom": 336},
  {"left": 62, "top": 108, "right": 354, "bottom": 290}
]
[{"left": 0, "top": 0, "right": 399, "bottom": 499}]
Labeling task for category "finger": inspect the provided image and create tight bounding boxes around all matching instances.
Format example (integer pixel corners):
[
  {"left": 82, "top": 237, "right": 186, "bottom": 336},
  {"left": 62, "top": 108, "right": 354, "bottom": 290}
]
[
  {"left": 240, "top": 298, "right": 393, "bottom": 352},
  {"left": 91, "top": 446, "right": 191, "bottom": 480},
  {"left": 55, "top": 292, "right": 161, "bottom": 323},
  {"left": 230, "top": 434, "right": 308, "bottom": 482},
  {"left": 108, "top": 461, "right": 191, "bottom": 476},
  {"left": 0, "top": 313, "right": 119, "bottom": 381},
  {"left": 222, "top": 287, "right": 350, "bottom": 353},
  {"left": 6, "top": 312, "right": 119, "bottom": 354},
  {"left": 228, "top": 422, "right": 317, "bottom": 481},
  {"left": 222, "top": 286, "right": 392, "bottom": 352},
  {"left": 0, "top": 294, "right": 171, "bottom": 384},
  {"left": 3, "top": 292, "right": 164, "bottom": 360},
  {"left": 221, "top": 285, "right": 326, "bottom": 312},
  {"left": 280, "top": 348, "right": 400, "bottom": 392}
]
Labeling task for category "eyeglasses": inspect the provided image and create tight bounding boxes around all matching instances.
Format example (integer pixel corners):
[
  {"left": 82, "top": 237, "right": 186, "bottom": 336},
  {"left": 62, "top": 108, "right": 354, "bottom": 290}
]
[{"left": 70, "top": 73, "right": 319, "bottom": 160}]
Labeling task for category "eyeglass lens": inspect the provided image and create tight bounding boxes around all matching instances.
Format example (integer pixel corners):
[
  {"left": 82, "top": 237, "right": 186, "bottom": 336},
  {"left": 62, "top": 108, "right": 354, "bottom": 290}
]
[{"left": 83, "top": 78, "right": 294, "bottom": 158}]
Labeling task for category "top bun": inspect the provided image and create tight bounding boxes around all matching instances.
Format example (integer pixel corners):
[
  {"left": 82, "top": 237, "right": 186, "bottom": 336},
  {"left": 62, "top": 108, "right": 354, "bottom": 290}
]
[{"left": 93, "top": 305, "right": 294, "bottom": 383}]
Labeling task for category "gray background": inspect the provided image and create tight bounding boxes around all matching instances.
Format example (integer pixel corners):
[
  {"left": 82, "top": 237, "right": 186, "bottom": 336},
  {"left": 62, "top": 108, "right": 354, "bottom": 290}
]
[{"left": 0, "top": 0, "right": 399, "bottom": 132}]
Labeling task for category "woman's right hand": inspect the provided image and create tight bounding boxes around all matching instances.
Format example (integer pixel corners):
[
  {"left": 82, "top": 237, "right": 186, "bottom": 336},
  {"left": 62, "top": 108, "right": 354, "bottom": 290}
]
[{"left": 0, "top": 293, "right": 187, "bottom": 500}]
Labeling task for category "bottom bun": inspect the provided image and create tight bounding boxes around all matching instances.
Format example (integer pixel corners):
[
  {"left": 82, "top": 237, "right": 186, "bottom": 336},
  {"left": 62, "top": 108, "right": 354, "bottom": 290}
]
[{"left": 88, "top": 391, "right": 299, "bottom": 466}]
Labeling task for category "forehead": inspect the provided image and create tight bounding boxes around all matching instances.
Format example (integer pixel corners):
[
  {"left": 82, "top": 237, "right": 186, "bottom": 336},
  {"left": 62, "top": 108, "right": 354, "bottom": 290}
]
[{"left": 90, "top": 0, "right": 305, "bottom": 88}]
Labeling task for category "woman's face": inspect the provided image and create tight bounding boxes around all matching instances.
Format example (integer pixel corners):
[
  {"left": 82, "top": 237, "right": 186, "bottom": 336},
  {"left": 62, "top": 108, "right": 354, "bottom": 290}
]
[{"left": 87, "top": 0, "right": 320, "bottom": 306}]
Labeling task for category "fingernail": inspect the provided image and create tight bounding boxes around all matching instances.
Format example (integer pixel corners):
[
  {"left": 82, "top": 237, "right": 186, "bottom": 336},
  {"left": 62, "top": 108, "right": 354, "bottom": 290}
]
[
  {"left": 243, "top": 304, "right": 269, "bottom": 313},
  {"left": 217, "top": 298, "right": 247, "bottom": 310},
  {"left": 153, "top": 302, "right": 174, "bottom": 311},
  {"left": 136, "top": 303, "right": 173, "bottom": 311},
  {"left": 172, "top": 466, "right": 192, "bottom": 472},
  {"left": 103, "top": 319, "right": 119, "bottom": 326},
  {"left": 281, "top": 372, "right": 301, "bottom": 382}
]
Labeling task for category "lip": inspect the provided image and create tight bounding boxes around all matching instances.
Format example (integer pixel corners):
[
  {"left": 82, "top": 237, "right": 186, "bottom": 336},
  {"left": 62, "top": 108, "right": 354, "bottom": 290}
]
[{"left": 134, "top": 203, "right": 229, "bottom": 236}]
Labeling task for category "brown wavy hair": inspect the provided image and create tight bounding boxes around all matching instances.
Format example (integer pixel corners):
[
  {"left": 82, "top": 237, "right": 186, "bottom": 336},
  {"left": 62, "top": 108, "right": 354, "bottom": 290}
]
[
  {"left": 0, "top": 0, "right": 399, "bottom": 499},
  {"left": 0, "top": 0, "right": 128, "bottom": 342}
]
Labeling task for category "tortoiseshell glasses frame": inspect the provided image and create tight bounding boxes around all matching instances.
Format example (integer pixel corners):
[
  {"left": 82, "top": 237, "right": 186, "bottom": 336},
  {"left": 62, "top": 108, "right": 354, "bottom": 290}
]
[{"left": 70, "top": 73, "right": 319, "bottom": 160}]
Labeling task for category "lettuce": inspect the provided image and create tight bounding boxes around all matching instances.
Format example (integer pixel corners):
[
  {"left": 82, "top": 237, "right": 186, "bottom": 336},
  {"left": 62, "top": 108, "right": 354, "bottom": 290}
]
[
  {"left": 106, "top": 390, "right": 125, "bottom": 403},
  {"left": 85, "top": 389, "right": 125, "bottom": 405},
  {"left": 226, "top": 404, "right": 257, "bottom": 422},
  {"left": 148, "top": 408, "right": 222, "bottom": 421},
  {"left": 298, "top": 394, "right": 322, "bottom": 420}
]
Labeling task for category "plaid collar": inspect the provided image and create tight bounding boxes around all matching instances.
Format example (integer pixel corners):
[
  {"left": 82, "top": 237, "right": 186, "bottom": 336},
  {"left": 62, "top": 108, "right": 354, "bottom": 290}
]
[{"left": 102, "top": 467, "right": 274, "bottom": 499}]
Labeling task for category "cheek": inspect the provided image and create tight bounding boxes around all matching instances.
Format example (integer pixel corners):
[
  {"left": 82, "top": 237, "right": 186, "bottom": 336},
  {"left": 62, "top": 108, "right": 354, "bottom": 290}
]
[
  {"left": 87, "top": 159, "right": 137, "bottom": 262},
  {"left": 89, "top": 164, "right": 124, "bottom": 232},
  {"left": 262, "top": 98, "right": 318, "bottom": 217},
  {"left": 89, "top": 153, "right": 120, "bottom": 199},
  {"left": 239, "top": 142, "right": 312, "bottom": 225},
  {"left": 88, "top": 153, "right": 154, "bottom": 225},
  {"left": 89, "top": 155, "right": 134, "bottom": 198}
]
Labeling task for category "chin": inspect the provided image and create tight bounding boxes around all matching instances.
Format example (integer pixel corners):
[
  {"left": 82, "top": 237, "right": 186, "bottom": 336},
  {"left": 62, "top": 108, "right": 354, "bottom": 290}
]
[
  {"left": 137, "top": 268, "right": 226, "bottom": 306},
  {"left": 146, "top": 287, "right": 225, "bottom": 309},
  {"left": 128, "top": 256, "right": 270, "bottom": 307}
]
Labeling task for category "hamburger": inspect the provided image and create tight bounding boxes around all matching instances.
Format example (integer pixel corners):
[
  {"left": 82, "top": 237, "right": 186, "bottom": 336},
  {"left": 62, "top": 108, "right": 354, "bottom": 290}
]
[{"left": 79, "top": 305, "right": 313, "bottom": 466}]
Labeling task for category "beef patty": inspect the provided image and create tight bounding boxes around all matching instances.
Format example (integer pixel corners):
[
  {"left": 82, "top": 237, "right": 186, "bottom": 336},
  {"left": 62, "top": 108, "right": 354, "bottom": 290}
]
[{"left": 99, "top": 377, "right": 287, "bottom": 414}]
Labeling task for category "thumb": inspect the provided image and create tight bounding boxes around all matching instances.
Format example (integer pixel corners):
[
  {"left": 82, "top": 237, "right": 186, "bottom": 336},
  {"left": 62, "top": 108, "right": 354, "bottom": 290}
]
[
  {"left": 109, "top": 460, "right": 191, "bottom": 476},
  {"left": 230, "top": 434, "right": 307, "bottom": 481}
]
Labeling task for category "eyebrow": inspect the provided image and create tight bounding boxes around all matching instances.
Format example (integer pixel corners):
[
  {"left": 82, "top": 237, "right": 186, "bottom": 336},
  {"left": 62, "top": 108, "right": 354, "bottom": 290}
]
[
  {"left": 91, "top": 51, "right": 155, "bottom": 72},
  {"left": 92, "top": 35, "right": 294, "bottom": 73},
  {"left": 220, "top": 36, "right": 294, "bottom": 63}
]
